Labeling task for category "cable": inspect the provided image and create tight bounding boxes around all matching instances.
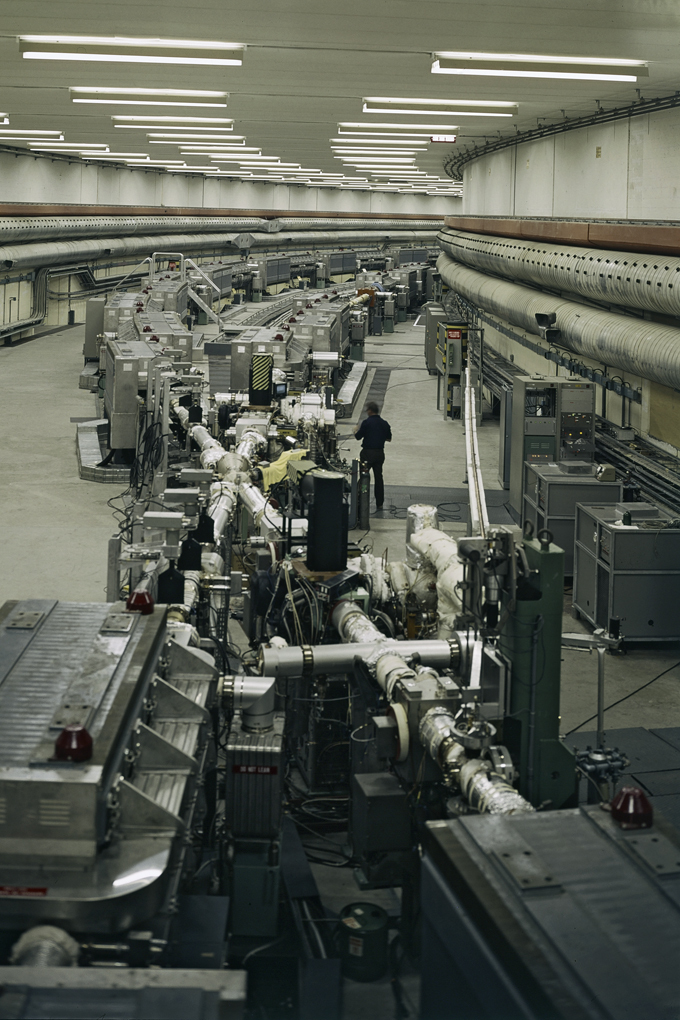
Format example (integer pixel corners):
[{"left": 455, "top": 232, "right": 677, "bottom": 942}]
[
  {"left": 241, "top": 936, "right": 287, "bottom": 965},
  {"left": 565, "top": 659, "right": 680, "bottom": 736}
]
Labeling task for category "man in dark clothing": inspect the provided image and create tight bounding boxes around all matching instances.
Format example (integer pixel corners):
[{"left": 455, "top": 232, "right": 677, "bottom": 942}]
[{"left": 354, "top": 401, "right": 392, "bottom": 510}]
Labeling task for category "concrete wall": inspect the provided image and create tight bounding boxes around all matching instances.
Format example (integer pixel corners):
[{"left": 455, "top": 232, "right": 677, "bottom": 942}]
[
  {"left": 463, "top": 105, "right": 680, "bottom": 221},
  {"left": 0, "top": 149, "right": 462, "bottom": 217}
]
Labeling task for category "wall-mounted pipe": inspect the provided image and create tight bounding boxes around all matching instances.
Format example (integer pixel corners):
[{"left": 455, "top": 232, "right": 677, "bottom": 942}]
[
  {"left": 437, "top": 252, "right": 680, "bottom": 391},
  {"left": 438, "top": 226, "right": 680, "bottom": 319},
  {"left": 0, "top": 216, "right": 441, "bottom": 246},
  {"left": 0, "top": 230, "right": 438, "bottom": 270}
]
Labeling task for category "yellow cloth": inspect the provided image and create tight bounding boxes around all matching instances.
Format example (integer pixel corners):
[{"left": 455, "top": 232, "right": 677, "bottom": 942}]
[{"left": 261, "top": 449, "right": 309, "bottom": 491}]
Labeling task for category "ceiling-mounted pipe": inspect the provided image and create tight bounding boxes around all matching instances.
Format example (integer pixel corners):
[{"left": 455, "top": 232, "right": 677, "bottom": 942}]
[
  {"left": 438, "top": 226, "right": 680, "bottom": 319},
  {"left": 437, "top": 252, "right": 680, "bottom": 391}
]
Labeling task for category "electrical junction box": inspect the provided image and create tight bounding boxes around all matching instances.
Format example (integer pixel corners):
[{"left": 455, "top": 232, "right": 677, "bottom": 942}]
[{"left": 351, "top": 772, "right": 411, "bottom": 855}]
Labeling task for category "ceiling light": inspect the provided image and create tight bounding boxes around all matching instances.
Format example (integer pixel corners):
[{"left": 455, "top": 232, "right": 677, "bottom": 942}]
[
  {"left": 0, "top": 116, "right": 9, "bottom": 125},
  {"left": 147, "top": 134, "right": 238, "bottom": 141},
  {"left": 337, "top": 130, "right": 433, "bottom": 139},
  {"left": 431, "top": 51, "right": 648, "bottom": 81},
  {"left": 0, "top": 128, "right": 63, "bottom": 136},
  {"left": 20, "top": 36, "right": 245, "bottom": 66},
  {"left": 0, "top": 136, "right": 66, "bottom": 143},
  {"left": 113, "top": 115, "right": 232, "bottom": 123},
  {"left": 75, "top": 99, "right": 227, "bottom": 107},
  {"left": 431, "top": 135, "right": 458, "bottom": 143},
  {"left": 338, "top": 122, "right": 458, "bottom": 131},
  {"left": 336, "top": 157, "right": 416, "bottom": 163},
  {"left": 362, "top": 97, "right": 516, "bottom": 117},
  {"left": 28, "top": 141, "right": 109, "bottom": 149},
  {"left": 332, "top": 150, "right": 426, "bottom": 157},
  {"left": 330, "top": 137, "right": 429, "bottom": 146},
  {"left": 76, "top": 87, "right": 228, "bottom": 97},
  {"left": 363, "top": 104, "right": 512, "bottom": 117}
]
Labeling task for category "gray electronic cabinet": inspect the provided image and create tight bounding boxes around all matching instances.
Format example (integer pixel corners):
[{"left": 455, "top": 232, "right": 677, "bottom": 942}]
[
  {"left": 508, "top": 376, "right": 596, "bottom": 521},
  {"left": 522, "top": 463, "right": 621, "bottom": 573},
  {"left": 573, "top": 502, "right": 680, "bottom": 641},
  {"left": 424, "top": 302, "right": 447, "bottom": 374}
]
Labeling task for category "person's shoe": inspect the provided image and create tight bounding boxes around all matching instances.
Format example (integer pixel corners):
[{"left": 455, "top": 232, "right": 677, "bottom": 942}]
[{"left": 376, "top": 505, "right": 384, "bottom": 510}]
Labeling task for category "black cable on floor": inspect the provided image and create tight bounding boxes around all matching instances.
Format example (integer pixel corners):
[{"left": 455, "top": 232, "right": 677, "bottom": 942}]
[{"left": 565, "top": 659, "right": 680, "bottom": 736}]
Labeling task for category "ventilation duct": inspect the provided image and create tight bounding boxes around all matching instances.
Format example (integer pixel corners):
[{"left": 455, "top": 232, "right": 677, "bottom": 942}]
[
  {"left": 438, "top": 226, "right": 680, "bottom": 319},
  {"left": 437, "top": 252, "right": 680, "bottom": 391}
]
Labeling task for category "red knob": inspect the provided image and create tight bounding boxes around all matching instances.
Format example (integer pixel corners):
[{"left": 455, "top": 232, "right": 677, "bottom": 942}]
[
  {"left": 54, "top": 725, "right": 93, "bottom": 763},
  {"left": 611, "top": 786, "right": 653, "bottom": 829}
]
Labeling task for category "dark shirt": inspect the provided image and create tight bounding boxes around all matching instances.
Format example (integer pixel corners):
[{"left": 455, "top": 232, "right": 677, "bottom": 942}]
[{"left": 355, "top": 414, "right": 392, "bottom": 450}]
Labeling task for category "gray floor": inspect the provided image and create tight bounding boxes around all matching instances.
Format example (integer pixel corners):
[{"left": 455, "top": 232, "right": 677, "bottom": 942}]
[{"left": 3, "top": 317, "right": 680, "bottom": 1019}]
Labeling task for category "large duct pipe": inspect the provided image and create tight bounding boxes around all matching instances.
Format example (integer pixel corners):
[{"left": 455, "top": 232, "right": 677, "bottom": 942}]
[
  {"left": 437, "top": 252, "right": 680, "bottom": 391},
  {"left": 439, "top": 226, "right": 680, "bottom": 319},
  {"left": 0, "top": 229, "right": 438, "bottom": 270},
  {"left": 0, "top": 216, "right": 441, "bottom": 246}
]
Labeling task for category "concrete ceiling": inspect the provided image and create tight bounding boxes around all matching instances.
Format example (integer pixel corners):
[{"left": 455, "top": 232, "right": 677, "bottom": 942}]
[{"left": 0, "top": 0, "right": 679, "bottom": 194}]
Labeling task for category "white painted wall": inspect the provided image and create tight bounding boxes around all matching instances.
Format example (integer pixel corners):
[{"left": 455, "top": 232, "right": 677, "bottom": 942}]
[
  {"left": 0, "top": 149, "right": 462, "bottom": 217},
  {"left": 462, "top": 105, "right": 680, "bottom": 220}
]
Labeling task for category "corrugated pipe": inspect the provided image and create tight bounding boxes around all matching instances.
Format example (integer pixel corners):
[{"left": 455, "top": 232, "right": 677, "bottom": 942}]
[
  {"left": 437, "top": 252, "right": 680, "bottom": 391},
  {"left": 0, "top": 229, "right": 437, "bottom": 270},
  {"left": 438, "top": 225, "right": 680, "bottom": 319}
]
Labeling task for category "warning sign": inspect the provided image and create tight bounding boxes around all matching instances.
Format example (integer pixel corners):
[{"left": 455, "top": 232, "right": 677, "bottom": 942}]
[
  {"left": 348, "top": 936, "right": 364, "bottom": 957},
  {"left": 232, "top": 765, "right": 278, "bottom": 775}
]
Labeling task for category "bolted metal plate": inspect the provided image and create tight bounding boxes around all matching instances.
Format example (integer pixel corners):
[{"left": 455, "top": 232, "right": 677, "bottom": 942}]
[
  {"left": 6, "top": 612, "right": 43, "bottom": 630},
  {"left": 490, "top": 828, "right": 563, "bottom": 891},
  {"left": 624, "top": 831, "right": 680, "bottom": 877},
  {"left": 100, "top": 613, "right": 135, "bottom": 635}
]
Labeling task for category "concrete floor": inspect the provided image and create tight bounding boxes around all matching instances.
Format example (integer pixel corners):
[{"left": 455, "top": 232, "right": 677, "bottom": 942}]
[
  {"left": 0, "top": 324, "right": 121, "bottom": 604},
  {"left": 3, "top": 314, "right": 680, "bottom": 1019}
]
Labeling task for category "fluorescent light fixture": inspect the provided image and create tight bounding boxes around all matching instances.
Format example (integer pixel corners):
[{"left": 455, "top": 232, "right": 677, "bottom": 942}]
[
  {"left": 0, "top": 129, "right": 63, "bottom": 136},
  {"left": 0, "top": 136, "right": 66, "bottom": 143},
  {"left": 147, "top": 134, "right": 239, "bottom": 141},
  {"left": 332, "top": 150, "right": 426, "bottom": 157},
  {"left": 431, "top": 135, "right": 457, "bottom": 143},
  {"left": 362, "top": 97, "right": 516, "bottom": 117},
  {"left": 113, "top": 115, "right": 232, "bottom": 124},
  {"left": 337, "top": 130, "right": 433, "bottom": 139},
  {"left": 0, "top": 116, "right": 9, "bottom": 125},
  {"left": 76, "top": 87, "right": 228, "bottom": 97},
  {"left": 335, "top": 157, "right": 416, "bottom": 163},
  {"left": 330, "top": 137, "right": 429, "bottom": 145},
  {"left": 75, "top": 99, "right": 227, "bottom": 107},
  {"left": 28, "top": 141, "right": 109, "bottom": 149},
  {"left": 20, "top": 36, "right": 245, "bottom": 66},
  {"left": 81, "top": 152, "right": 149, "bottom": 158},
  {"left": 431, "top": 51, "right": 648, "bottom": 81},
  {"left": 339, "top": 122, "right": 458, "bottom": 131}
]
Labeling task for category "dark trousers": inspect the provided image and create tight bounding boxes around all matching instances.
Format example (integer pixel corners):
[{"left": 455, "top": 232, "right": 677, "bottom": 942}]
[{"left": 361, "top": 447, "right": 385, "bottom": 507}]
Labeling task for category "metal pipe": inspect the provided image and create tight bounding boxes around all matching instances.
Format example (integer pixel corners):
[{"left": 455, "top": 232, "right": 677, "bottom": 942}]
[
  {"left": 459, "top": 760, "right": 534, "bottom": 815},
  {"left": 259, "top": 639, "right": 459, "bottom": 677},
  {"left": 439, "top": 225, "right": 680, "bottom": 320},
  {"left": 437, "top": 251, "right": 680, "bottom": 391},
  {"left": 0, "top": 216, "right": 441, "bottom": 246},
  {"left": 0, "top": 230, "right": 438, "bottom": 271},
  {"left": 597, "top": 645, "right": 607, "bottom": 749}
]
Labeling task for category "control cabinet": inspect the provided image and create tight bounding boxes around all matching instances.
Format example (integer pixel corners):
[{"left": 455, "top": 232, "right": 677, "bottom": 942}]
[
  {"left": 509, "top": 376, "right": 596, "bottom": 520},
  {"left": 435, "top": 320, "right": 469, "bottom": 419},
  {"left": 522, "top": 463, "right": 621, "bottom": 573},
  {"left": 574, "top": 502, "right": 680, "bottom": 640},
  {"left": 424, "top": 301, "right": 447, "bottom": 374}
]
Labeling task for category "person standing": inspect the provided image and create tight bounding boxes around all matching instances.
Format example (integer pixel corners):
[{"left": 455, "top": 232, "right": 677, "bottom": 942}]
[{"left": 353, "top": 401, "right": 392, "bottom": 510}]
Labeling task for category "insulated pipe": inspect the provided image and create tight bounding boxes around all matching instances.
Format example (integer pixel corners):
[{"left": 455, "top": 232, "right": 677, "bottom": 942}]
[
  {"left": 259, "top": 640, "right": 459, "bottom": 678},
  {"left": 0, "top": 216, "right": 440, "bottom": 246},
  {"left": 437, "top": 253, "right": 680, "bottom": 391},
  {"left": 459, "top": 759, "right": 534, "bottom": 815},
  {"left": 226, "top": 675, "right": 276, "bottom": 731},
  {"left": 207, "top": 482, "right": 239, "bottom": 542},
  {"left": 439, "top": 226, "right": 680, "bottom": 319},
  {"left": 0, "top": 230, "right": 438, "bottom": 270}
]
